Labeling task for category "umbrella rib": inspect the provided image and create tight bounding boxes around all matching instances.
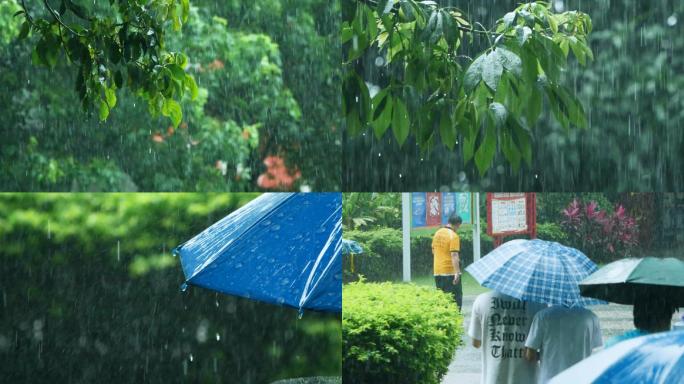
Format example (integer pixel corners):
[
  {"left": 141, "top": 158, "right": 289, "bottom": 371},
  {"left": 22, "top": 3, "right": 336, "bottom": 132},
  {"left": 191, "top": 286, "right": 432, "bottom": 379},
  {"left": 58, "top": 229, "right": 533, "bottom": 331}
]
[{"left": 298, "top": 206, "right": 342, "bottom": 310}]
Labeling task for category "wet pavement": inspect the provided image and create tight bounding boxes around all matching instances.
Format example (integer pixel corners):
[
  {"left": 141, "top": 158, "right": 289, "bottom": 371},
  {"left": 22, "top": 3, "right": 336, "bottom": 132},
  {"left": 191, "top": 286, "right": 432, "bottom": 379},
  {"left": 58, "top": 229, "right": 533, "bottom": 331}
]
[{"left": 442, "top": 295, "right": 680, "bottom": 384}]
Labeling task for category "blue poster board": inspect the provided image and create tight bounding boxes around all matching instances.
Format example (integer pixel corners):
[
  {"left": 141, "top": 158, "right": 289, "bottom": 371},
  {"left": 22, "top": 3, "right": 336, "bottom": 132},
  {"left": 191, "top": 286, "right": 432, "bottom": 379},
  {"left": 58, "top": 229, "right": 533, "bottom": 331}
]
[
  {"left": 412, "top": 193, "right": 426, "bottom": 227},
  {"left": 413, "top": 193, "right": 472, "bottom": 227}
]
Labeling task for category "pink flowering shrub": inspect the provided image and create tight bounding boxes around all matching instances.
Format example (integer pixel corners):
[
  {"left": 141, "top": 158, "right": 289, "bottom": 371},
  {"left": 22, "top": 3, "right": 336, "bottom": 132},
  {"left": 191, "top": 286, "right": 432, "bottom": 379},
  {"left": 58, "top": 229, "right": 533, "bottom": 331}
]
[{"left": 561, "top": 199, "right": 639, "bottom": 262}]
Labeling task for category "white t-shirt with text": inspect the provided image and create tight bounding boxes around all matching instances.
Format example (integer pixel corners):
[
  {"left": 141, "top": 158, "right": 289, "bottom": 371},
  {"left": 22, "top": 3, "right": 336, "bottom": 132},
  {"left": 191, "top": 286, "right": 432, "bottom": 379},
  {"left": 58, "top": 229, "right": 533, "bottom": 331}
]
[
  {"left": 468, "top": 291, "right": 546, "bottom": 384},
  {"left": 524, "top": 306, "right": 603, "bottom": 383}
]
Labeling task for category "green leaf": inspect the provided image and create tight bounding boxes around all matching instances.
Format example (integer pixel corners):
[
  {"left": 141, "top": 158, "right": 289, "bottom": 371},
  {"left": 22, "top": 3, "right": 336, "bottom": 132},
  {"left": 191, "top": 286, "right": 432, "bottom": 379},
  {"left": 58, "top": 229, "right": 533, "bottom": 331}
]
[
  {"left": 104, "top": 87, "right": 117, "bottom": 109},
  {"left": 373, "top": 95, "right": 394, "bottom": 139},
  {"left": 114, "top": 70, "right": 124, "bottom": 88},
  {"left": 167, "top": 64, "right": 186, "bottom": 82},
  {"left": 516, "top": 25, "right": 532, "bottom": 46},
  {"left": 474, "top": 120, "right": 496, "bottom": 175},
  {"left": 184, "top": 75, "right": 199, "bottom": 100},
  {"left": 18, "top": 21, "right": 30, "bottom": 40},
  {"left": 66, "top": 0, "right": 88, "bottom": 20},
  {"left": 181, "top": 0, "right": 190, "bottom": 22},
  {"left": 502, "top": 12, "right": 516, "bottom": 28},
  {"left": 162, "top": 98, "right": 182, "bottom": 127},
  {"left": 429, "top": 11, "right": 443, "bottom": 44},
  {"left": 439, "top": 110, "right": 456, "bottom": 149},
  {"left": 488, "top": 102, "right": 507, "bottom": 128},
  {"left": 98, "top": 100, "right": 110, "bottom": 121},
  {"left": 392, "top": 99, "right": 410, "bottom": 146},
  {"left": 525, "top": 86, "right": 542, "bottom": 126},
  {"left": 377, "top": 0, "right": 398, "bottom": 16},
  {"left": 512, "top": 120, "right": 532, "bottom": 165},
  {"left": 463, "top": 53, "right": 486, "bottom": 91},
  {"left": 501, "top": 130, "right": 521, "bottom": 171},
  {"left": 547, "top": 14, "right": 558, "bottom": 34},
  {"left": 494, "top": 47, "right": 522, "bottom": 77},
  {"left": 481, "top": 50, "right": 503, "bottom": 91}
]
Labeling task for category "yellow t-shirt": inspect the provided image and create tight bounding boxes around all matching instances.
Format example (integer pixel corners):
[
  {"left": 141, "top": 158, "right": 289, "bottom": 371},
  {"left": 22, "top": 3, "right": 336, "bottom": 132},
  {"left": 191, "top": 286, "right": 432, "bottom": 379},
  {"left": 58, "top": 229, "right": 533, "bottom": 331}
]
[{"left": 432, "top": 227, "right": 461, "bottom": 275}]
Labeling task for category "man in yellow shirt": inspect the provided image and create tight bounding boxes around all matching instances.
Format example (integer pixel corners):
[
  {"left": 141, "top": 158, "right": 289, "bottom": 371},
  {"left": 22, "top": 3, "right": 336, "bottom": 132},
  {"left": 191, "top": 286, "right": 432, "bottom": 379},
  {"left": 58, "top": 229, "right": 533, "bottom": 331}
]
[{"left": 432, "top": 214, "right": 463, "bottom": 311}]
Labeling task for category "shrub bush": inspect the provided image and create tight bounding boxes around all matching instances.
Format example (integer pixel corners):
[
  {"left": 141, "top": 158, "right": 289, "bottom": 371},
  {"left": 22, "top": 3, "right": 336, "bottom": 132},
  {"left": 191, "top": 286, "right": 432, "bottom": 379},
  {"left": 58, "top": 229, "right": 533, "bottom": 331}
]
[
  {"left": 561, "top": 199, "right": 639, "bottom": 263},
  {"left": 343, "top": 282, "right": 463, "bottom": 384}
]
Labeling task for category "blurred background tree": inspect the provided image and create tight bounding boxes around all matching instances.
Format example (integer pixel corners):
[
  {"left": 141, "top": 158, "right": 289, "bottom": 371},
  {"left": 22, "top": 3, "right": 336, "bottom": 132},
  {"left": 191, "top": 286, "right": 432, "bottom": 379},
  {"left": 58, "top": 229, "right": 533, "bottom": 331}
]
[
  {"left": 343, "top": 0, "right": 684, "bottom": 192},
  {"left": 0, "top": 193, "right": 341, "bottom": 383},
  {"left": 0, "top": 0, "right": 340, "bottom": 191}
]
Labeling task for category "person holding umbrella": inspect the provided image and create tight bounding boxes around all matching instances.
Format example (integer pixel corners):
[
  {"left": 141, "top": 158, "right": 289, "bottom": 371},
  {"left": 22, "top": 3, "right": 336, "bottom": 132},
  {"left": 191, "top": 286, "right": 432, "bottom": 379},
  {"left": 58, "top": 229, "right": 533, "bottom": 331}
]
[
  {"left": 578, "top": 257, "right": 684, "bottom": 348},
  {"left": 523, "top": 304, "right": 603, "bottom": 383},
  {"left": 432, "top": 214, "right": 464, "bottom": 310},
  {"left": 605, "top": 297, "right": 678, "bottom": 348},
  {"left": 466, "top": 239, "right": 605, "bottom": 384}
]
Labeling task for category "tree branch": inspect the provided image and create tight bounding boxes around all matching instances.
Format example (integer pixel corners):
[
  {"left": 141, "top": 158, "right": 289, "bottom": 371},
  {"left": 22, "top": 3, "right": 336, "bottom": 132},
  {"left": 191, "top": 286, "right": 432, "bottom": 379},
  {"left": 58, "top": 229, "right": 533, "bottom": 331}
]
[
  {"left": 354, "top": 0, "right": 505, "bottom": 37},
  {"left": 43, "top": 0, "right": 85, "bottom": 36}
]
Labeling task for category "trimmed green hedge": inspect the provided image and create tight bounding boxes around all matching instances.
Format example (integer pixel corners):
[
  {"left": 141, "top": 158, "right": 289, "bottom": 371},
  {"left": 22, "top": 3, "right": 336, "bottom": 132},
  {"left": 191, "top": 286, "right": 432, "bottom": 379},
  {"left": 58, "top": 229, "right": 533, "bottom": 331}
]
[
  {"left": 343, "top": 282, "right": 463, "bottom": 384},
  {"left": 344, "top": 223, "right": 567, "bottom": 282}
]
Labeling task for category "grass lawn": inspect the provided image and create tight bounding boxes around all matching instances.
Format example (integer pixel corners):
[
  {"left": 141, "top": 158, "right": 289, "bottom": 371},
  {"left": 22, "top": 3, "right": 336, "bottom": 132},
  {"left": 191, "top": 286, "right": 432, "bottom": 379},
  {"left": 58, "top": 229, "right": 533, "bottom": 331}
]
[{"left": 410, "top": 272, "right": 490, "bottom": 296}]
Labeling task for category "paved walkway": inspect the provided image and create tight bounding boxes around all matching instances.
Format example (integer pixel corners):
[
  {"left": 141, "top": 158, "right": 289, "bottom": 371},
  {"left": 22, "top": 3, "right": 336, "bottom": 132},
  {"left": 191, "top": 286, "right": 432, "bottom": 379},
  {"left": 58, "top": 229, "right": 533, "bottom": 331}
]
[{"left": 441, "top": 295, "right": 677, "bottom": 384}]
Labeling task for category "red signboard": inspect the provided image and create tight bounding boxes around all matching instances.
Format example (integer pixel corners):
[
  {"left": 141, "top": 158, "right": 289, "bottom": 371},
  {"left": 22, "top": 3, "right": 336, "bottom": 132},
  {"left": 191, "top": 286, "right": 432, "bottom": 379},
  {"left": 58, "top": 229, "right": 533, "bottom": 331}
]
[
  {"left": 425, "top": 192, "right": 442, "bottom": 227},
  {"left": 486, "top": 193, "right": 537, "bottom": 247}
]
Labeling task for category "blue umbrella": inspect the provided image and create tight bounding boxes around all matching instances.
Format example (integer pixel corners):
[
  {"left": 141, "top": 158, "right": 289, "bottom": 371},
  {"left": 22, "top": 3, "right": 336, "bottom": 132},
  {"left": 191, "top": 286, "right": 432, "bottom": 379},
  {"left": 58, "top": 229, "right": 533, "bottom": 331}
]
[
  {"left": 341, "top": 239, "right": 363, "bottom": 255},
  {"left": 466, "top": 239, "right": 605, "bottom": 307},
  {"left": 550, "top": 330, "right": 684, "bottom": 383},
  {"left": 174, "top": 193, "right": 342, "bottom": 313}
]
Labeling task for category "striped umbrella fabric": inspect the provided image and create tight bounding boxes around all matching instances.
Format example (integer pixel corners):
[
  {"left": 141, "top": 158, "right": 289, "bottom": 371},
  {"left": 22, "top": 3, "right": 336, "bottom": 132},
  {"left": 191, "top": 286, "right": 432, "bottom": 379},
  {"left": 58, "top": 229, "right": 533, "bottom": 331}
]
[
  {"left": 466, "top": 239, "right": 605, "bottom": 307},
  {"left": 550, "top": 330, "right": 684, "bottom": 383}
]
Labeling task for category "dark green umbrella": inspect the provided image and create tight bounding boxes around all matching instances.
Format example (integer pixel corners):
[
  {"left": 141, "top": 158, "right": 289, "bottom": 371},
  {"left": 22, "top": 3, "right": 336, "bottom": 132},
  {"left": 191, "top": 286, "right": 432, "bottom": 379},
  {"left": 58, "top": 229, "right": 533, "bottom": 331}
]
[{"left": 579, "top": 257, "right": 684, "bottom": 306}]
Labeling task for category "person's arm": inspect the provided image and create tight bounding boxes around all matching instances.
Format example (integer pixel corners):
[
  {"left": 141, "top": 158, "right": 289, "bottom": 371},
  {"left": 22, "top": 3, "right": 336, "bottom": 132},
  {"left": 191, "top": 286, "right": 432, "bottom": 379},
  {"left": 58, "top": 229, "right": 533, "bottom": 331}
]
[
  {"left": 524, "top": 312, "right": 543, "bottom": 362},
  {"left": 451, "top": 251, "right": 461, "bottom": 284},
  {"left": 468, "top": 296, "right": 482, "bottom": 349}
]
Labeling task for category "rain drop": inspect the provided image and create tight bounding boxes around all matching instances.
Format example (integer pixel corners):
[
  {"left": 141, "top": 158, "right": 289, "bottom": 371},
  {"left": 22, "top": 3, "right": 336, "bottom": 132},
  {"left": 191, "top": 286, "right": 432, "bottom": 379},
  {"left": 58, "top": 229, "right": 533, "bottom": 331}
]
[
  {"left": 553, "top": 0, "right": 564, "bottom": 12},
  {"left": 216, "top": 333, "right": 221, "bottom": 341},
  {"left": 117, "top": 240, "right": 120, "bottom": 262},
  {"left": 667, "top": 14, "right": 677, "bottom": 27},
  {"left": 374, "top": 56, "right": 385, "bottom": 67}
]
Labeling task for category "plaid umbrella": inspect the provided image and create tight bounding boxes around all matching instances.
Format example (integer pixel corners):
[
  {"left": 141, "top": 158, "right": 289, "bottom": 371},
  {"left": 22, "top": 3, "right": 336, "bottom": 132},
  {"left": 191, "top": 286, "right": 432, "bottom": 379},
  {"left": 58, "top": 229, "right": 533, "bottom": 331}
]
[
  {"left": 341, "top": 239, "right": 363, "bottom": 255},
  {"left": 466, "top": 239, "right": 605, "bottom": 307}
]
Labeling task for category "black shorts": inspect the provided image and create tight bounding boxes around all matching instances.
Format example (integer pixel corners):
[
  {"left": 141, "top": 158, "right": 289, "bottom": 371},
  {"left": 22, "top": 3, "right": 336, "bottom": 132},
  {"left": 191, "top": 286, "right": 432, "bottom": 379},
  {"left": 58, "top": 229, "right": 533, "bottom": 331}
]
[{"left": 435, "top": 275, "right": 463, "bottom": 311}]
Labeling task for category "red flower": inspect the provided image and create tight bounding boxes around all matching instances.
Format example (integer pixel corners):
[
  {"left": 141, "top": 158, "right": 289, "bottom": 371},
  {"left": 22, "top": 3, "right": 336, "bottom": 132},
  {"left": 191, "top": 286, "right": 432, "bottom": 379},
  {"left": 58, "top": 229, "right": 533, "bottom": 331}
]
[{"left": 257, "top": 155, "right": 301, "bottom": 190}]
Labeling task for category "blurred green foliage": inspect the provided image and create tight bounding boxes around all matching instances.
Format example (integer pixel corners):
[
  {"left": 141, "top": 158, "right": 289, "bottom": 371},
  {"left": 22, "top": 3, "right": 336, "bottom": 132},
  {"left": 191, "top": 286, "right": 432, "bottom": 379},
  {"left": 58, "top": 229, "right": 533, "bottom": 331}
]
[
  {"left": 343, "top": 282, "right": 462, "bottom": 384},
  {"left": 0, "top": 193, "right": 341, "bottom": 382},
  {"left": 0, "top": 0, "right": 340, "bottom": 191}
]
